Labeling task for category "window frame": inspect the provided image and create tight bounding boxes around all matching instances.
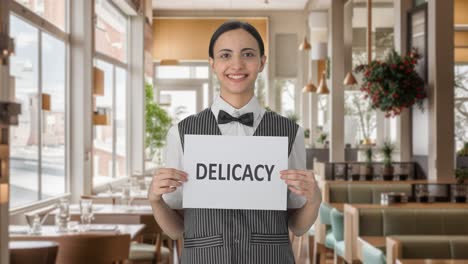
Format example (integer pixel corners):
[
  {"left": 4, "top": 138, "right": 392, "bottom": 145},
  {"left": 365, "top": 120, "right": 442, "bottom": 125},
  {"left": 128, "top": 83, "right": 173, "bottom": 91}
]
[
  {"left": 94, "top": 0, "right": 129, "bottom": 64},
  {"left": 274, "top": 77, "right": 299, "bottom": 117},
  {"left": 92, "top": 0, "right": 131, "bottom": 188},
  {"left": 9, "top": 0, "right": 71, "bottom": 210}
]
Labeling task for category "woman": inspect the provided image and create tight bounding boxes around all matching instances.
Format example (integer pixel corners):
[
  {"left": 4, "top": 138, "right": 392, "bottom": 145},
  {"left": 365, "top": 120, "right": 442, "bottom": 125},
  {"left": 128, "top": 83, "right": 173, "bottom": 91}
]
[{"left": 149, "top": 20, "right": 321, "bottom": 264}]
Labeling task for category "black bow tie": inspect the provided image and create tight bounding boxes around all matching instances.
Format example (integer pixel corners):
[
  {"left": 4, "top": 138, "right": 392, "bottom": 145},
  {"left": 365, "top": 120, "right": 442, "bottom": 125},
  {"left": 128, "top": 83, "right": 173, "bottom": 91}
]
[{"left": 217, "top": 110, "right": 254, "bottom": 127}]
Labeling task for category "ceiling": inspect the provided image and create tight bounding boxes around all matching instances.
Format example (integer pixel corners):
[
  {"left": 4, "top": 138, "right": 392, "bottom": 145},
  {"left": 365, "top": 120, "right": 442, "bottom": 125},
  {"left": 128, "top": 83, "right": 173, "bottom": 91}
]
[{"left": 152, "top": 0, "right": 309, "bottom": 11}]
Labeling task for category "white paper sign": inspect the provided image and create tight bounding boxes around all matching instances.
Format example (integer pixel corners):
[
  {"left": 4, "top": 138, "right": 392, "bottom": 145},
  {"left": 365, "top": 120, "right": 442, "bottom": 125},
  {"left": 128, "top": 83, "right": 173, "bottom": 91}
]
[{"left": 183, "top": 135, "right": 288, "bottom": 210}]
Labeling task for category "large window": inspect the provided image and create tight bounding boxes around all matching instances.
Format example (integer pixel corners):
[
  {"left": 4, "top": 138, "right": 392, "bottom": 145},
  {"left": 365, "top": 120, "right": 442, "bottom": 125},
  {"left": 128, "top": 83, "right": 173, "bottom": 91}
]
[
  {"left": 93, "top": 60, "right": 128, "bottom": 186},
  {"left": 344, "top": 92, "right": 377, "bottom": 146},
  {"left": 93, "top": 0, "right": 129, "bottom": 186},
  {"left": 156, "top": 64, "right": 210, "bottom": 124},
  {"left": 455, "top": 65, "right": 468, "bottom": 151},
  {"left": 95, "top": 0, "right": 127, "bottom": 62},
  {"left": 9, "top": 14, "right": 67, "bottom": 208},
  {"left": 15, "top": 0, "right": 67, "bottom": 30},
  {"left": 275, "top": 79, "right": 297, "bottom": 118},
  {"left": 346, "top": 0, "right": 395, "bottom": 147}
]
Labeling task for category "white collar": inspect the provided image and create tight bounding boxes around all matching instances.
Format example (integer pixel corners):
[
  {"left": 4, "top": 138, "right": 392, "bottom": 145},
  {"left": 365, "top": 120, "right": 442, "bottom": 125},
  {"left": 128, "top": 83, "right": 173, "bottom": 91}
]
[{"left": 211, "top": 95, "right": 263, "bottom": 121}]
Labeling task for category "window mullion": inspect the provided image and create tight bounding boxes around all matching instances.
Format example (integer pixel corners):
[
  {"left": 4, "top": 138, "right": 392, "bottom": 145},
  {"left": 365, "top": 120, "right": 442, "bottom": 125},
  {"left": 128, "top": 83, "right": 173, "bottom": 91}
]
[
  {"left": 38, "top": 30, "right": 43, "bottom": 201},
  {"left": 112, "top": 65, "right": 117, "bottom": 179}
]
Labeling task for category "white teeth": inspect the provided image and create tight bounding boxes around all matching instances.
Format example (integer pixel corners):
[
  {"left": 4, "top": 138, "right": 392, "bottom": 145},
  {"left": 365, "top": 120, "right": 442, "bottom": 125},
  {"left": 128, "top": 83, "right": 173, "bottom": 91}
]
[{"left": 228, "top": 74, "right": 247, "bottom": 80}]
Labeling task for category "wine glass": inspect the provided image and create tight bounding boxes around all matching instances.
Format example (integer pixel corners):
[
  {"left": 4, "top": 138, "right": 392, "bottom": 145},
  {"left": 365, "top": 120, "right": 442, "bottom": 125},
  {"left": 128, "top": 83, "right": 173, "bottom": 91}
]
[
  {"left": 56, "top": 198, "right": 70, "bottom": 232},
  {"left": 79, "top": 199, "right": 94, "bottom": 230}
]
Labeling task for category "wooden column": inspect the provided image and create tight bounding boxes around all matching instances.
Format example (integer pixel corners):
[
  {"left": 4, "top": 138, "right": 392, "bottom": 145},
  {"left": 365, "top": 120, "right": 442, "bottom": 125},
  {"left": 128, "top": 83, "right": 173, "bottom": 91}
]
[
  {"left": 329, "top": 0, "right": 346, "bottom": 162},
  {"left": 427, "top": 0, "right": 455, "bottom": 180},
  {"left": 70, "top": 0, "right": 94, "bottom": 200},
  {"left": 393, "top": 0, "right": 413, "bottom": 161}
]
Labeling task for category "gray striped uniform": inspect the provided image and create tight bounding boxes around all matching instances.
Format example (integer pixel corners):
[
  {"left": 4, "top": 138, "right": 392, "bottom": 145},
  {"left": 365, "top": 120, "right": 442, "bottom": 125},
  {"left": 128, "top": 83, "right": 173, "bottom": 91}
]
[{"left": 178, "top": 108, "right": 299, "bottom": 264}]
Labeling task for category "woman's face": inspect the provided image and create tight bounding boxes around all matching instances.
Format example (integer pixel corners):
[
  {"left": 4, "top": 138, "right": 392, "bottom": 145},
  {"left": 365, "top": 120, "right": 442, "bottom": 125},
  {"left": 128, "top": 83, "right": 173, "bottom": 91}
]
[{"left": 210, "top": 29, "right": 267, "bottom": 98}]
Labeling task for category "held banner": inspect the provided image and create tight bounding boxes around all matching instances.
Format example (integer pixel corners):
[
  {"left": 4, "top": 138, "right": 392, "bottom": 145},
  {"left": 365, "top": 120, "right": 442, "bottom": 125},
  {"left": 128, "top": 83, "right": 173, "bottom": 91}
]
[{"left": 183, "top": 135, "right": 288, "bottom": 210}]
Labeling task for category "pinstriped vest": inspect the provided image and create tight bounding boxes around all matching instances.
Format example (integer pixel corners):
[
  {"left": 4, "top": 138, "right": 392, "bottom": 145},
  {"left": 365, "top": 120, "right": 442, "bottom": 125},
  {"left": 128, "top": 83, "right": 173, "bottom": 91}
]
[{"left": 178, "top": 108, "right": 299, "bottom": 264}]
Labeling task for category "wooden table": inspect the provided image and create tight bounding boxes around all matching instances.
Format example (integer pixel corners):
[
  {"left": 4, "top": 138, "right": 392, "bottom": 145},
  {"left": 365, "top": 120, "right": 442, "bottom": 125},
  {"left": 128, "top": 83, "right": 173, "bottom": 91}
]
[
  {"left": 344, "top": 203, "right": 468, "bottom": 263},
  {"left": 95, "top": 191, "right": 147, "bottom": 199},
  {"left": 397, "top": 260, "right": 468, "bottom": 264},
  {"left": 9, "top": 224, "right": 145, "bottom": 240},
  {"left": 81, "top": 193, "right": 149, "bottom": 206},
  {"left": 357, "top": 236, "right": 385, "bottom": 262},
  {"left": 48, "top": 204, "right": 154, "bottom": 225}
]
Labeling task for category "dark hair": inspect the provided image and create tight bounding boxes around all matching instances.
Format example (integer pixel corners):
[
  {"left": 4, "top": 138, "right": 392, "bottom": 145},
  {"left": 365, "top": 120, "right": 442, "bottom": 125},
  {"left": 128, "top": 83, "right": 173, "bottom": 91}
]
[{"left": 208, "top": 20, "right": 265, "bottom": 59}]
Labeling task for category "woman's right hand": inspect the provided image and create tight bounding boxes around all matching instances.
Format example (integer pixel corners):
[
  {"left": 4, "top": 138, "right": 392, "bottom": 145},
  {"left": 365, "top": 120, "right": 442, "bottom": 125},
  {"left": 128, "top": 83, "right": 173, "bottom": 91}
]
[{"left": 148, "top": 168, "right": 188, "bottom": 202}]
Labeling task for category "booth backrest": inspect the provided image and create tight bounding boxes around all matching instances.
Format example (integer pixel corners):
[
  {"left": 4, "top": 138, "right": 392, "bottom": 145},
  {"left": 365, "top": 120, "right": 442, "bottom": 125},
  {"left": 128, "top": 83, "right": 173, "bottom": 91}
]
[
  {"left": 328, "top": 183, "right": 413, "bottom": 204},
  {"left": 393, "top": 236, "right": 468, "bottom": 259},
  {"left": 359, "top": 209, "right": 468, "bottom": 236}
]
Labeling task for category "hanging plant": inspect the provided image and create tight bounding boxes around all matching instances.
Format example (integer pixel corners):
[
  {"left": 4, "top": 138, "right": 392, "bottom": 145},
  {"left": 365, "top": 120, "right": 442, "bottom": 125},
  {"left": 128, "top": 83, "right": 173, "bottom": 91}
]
[{"left": 354, "top": 49, "right": 426, "bottom": 117}]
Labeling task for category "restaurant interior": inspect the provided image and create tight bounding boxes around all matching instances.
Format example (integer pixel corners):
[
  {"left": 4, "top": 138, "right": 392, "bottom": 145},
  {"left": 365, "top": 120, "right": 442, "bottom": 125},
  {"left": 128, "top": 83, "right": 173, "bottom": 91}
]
[{"left": 0, "top": 0, "right": 467, "bottom": 263}]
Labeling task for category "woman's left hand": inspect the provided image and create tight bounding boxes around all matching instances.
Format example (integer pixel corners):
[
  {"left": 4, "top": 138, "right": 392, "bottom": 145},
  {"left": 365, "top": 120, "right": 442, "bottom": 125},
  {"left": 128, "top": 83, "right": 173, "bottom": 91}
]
[{"left": 280, "top": 169, "right": 318, "bottom": 202}]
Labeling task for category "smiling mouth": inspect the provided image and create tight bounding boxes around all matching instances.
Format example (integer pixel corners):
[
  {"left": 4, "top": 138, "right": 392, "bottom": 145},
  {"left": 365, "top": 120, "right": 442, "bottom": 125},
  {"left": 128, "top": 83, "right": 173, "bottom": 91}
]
[{"left": 226, "top": 74, "right": 248, "bottom": 81}]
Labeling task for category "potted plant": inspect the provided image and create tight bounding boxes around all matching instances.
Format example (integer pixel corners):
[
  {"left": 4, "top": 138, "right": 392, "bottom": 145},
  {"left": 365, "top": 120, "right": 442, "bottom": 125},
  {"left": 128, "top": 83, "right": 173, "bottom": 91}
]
[
  {"left": 455, "top": 167, "right": 468, "bottom": 184},
  {"left": 285, "top": 111, "right": 300, "bottom": 124},
  {"left": 316, "top": 132, "right": 328, "bottom": 148},
  {"left": 381, "top": 141, "right": 395, "bottom": 181},
  {"left": 145, "top": 83, "right": 172, "bottom": 165},
  {"left": 453, "top": 168, "right": 468, "bottom": 203},
  {"left": 360, "top": 148, "right": 374, "bottom": 181},
  {"left": 354, "top": 49, "right": 426, "bottom": 118},
  {"left": 350, "top": 164, "right": 361, "bottom": 181},
  {"left": 456, "top": 142, "right": 468, "bottom": 168}
]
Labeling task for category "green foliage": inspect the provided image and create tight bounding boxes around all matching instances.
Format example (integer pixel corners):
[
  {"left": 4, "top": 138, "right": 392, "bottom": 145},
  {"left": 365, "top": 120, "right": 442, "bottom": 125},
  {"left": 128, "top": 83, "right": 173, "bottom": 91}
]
[
  {"left": 317, "top": 132, "right": 328, "bottom": 145},
  {"left": 315, "top": 126, "right": 328, "bottom": 145},
  {"left": 285, "top": 111, "right": 300, "bottom": 124},
  {"left": 455, "top": 167, "right": 468, "bottom": 183},
  {"left": 145, "top": 83, "right": 172, "bottom": 156},
  {"left": 380, "top": 141, "right": 395, "bottom": 167},
  {"left": 363, "top": 148, "right": 373, "bottom": 165},
  {"left": 457, "top": 142, "right": 468, "bottom": 157},
  {"left": 304, "top": 128, "right": 310, "bottom": 139},
  {"left": 354, "top": 49, "right": 426, "bottom": 117}
]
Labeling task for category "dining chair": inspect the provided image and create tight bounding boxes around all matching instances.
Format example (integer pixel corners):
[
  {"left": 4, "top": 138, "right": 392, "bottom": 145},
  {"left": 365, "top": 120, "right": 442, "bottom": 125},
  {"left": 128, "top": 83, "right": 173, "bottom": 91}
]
[
  {"left": 129, "top": 215, "right": 171, "bottom": 264},
  {"left": 81, "top": 195, "right": 116, "bottom": 205},
  {"left": 9, "top": 241, "right": 59, "bottom": 264},
  {"left": 16, "top": 233, "right": 131, "bottom": 264}
]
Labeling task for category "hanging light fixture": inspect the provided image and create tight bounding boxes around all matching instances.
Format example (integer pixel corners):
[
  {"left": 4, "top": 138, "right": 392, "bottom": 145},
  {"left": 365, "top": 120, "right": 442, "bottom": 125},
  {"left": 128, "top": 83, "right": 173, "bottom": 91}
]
[
  {"left": 310, "top": 42, "right": 329, "bottom": 95},
  {"left": 343, "top": 71, "right": 358, "bottom": 86},
  {"left": 302, "top": 81, "right": 317, "bottom": 93},
  {"left": 317, "top": 71, "right": 329, "bottom": 94},
  {"left": 299, "top": 37, "right": 311, "bottom": 51},
  {"left": 344, "top": 0, "right": 373, "bottom": 87}
]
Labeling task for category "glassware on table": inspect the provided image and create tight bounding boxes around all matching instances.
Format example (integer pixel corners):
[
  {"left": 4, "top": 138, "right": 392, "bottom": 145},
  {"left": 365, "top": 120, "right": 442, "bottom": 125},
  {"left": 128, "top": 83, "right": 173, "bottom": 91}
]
[
  {"left": 334, "top": 164, "right": 346, "bottom": 181},
  {"left": 120, "top": 184, "right": 132, "bottom": 209},
  {"left": 67, "top": 221, "right": 79, "bottom": 232},
  {"left": 55, "top": 198, "right": 70, "bottom": 232},
  {"left": 105, "top": 183, "right": 113, "bottom": 195},
  {"left": 415, "top": 184, "right": 431, "bottom": 203},
  {"left": 395, "top": 164, "right": 410, "bottom": 181},
  {"left": 29, "top": 214, "right": 42, "bottom": 235},
  {"left": 79, "top": 198, "right": 94, "bottom": 230},
  {"left": 349, "top": 164, "right": 361, "bottom": 181},
  {"left": 451, "top": 184, "right": 467, "bottom": 203}
]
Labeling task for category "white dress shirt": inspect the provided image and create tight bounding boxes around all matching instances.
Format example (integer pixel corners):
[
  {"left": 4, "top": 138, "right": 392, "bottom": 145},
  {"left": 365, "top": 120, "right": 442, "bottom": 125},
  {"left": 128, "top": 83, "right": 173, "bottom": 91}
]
[{"left": 162, "top": 95, "right": 307, "bottom": 209}]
